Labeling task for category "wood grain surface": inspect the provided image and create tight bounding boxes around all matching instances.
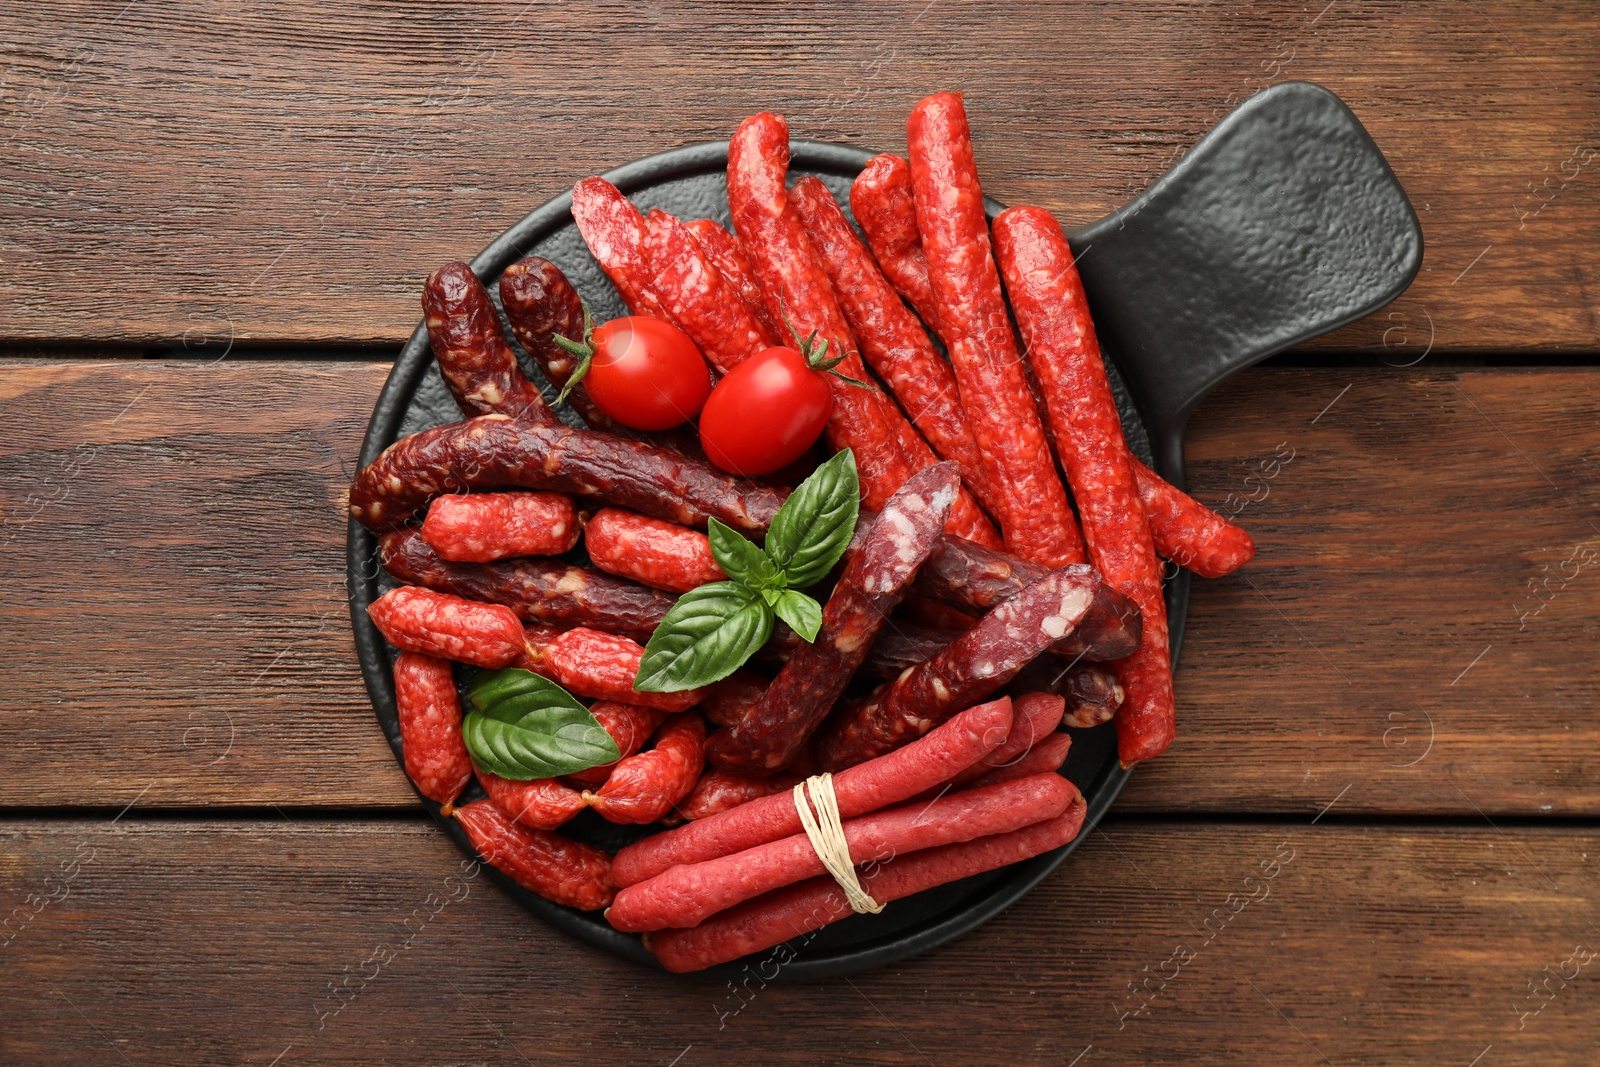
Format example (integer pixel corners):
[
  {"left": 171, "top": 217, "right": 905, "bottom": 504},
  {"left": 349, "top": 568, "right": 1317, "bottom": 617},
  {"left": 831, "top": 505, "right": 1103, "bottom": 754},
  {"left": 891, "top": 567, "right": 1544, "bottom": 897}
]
[
  {"left": 3, "top": 818, "right": 1595, "bottom": 1065},
  {"left": 1, "top": 359, "right": 1593, "bottom": 814},
  {"left": 1, "top": 1, "right": 1596, "bottom": 353}
]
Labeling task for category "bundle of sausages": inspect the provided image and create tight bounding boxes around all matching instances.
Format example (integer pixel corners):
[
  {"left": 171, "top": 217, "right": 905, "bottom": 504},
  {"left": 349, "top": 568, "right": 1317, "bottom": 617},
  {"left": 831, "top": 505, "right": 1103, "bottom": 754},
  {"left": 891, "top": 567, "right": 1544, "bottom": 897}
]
[{"left": 348, "top": 93, "right": 1256, "bottom": 970}]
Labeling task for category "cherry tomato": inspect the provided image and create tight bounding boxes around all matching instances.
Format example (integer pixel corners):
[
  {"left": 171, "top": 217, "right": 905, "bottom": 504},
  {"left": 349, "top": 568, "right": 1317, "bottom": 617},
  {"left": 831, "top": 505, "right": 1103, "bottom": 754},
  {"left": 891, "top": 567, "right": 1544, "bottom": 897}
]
[
  {"left": 560, "top": 316, "right": 711, "bottom": 431},
  {"left": 699, "top": 345, "right": 835, "bottom": 476}
]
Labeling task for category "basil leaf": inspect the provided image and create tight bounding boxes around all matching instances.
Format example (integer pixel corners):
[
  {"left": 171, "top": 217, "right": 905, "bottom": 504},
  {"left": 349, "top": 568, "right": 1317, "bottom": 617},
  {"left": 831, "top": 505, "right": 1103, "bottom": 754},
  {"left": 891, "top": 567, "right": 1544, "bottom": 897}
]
[
  {"left": 765, "top": 449, "right": 860, "bottom": 589},
  {"left": 461, "top": 669, "right": 620, "bottom": 781},
  {"left": 634, "top": 581, "right": 774, "bottom": 692},
  {"left": 772, "top": 589, "right": 824, "bottom": 643},
  {"left": 707, "top": 517, "right": 777, "bottom": 589}
]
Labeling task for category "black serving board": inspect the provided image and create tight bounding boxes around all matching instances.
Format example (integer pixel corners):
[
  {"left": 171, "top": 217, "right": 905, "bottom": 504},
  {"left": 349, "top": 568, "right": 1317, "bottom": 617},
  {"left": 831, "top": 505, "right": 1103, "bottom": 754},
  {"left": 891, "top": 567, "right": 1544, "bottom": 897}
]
[{"left": 347, "top": 82, "right": 1421, "bottom": 979}]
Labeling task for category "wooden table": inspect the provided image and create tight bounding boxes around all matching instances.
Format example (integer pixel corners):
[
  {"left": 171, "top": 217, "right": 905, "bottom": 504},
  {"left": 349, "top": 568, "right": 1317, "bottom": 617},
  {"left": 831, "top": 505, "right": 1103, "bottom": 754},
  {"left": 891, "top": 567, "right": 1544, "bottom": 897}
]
[{"left": 3, "top": 3, "right": 1597, "bottom": 1063}]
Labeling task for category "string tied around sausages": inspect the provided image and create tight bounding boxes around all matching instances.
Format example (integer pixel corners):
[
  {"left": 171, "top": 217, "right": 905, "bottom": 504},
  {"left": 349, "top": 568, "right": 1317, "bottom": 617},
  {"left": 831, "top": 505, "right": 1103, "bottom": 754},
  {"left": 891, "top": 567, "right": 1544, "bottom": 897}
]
[{"left": 792, "top": 773, "right": 885, "bottom": 915}]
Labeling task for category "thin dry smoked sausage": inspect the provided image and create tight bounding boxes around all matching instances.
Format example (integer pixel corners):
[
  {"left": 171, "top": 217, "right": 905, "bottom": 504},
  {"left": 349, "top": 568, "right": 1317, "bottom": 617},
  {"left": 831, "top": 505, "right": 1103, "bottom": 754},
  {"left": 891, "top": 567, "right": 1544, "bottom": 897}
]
[
  {"left": 994, "top": 205, "right": 1173, "bottom": 763},
  {"left": 788, "top": 176, "right": 998, "bottom": 518},
  {"left": 817, "top": 566, "right": 1098, "bottom": 770},
  {"left": 611, "top": 696, "right": 1013, "bottom": 887},
  {"left": 646, "top": 798, "right": 1087, "bottom": 971},
  {"left": 906, "top": 92, "right": 1083, "bottom": 565},
  {"left": 726, "top": 111, "right": 998, "bottom": 547},
  {"left": 608, "top": 772, "right": 1074, "bottom": 932}
]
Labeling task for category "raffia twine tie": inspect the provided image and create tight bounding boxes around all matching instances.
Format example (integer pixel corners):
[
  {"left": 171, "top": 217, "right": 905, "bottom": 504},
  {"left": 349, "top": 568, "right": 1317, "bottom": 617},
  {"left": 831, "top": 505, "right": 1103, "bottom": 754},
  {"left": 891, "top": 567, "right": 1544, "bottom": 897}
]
[{"left": 792, "top": 772, "right": 884, "bottom": 915}]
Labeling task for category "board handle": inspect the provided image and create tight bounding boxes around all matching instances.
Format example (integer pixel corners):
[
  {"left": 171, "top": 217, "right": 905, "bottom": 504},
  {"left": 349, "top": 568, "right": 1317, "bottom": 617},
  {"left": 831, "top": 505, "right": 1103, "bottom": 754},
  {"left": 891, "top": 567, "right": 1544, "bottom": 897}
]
[{"left": 1069, "top": 81, "right": 1423, "bottom": 478}]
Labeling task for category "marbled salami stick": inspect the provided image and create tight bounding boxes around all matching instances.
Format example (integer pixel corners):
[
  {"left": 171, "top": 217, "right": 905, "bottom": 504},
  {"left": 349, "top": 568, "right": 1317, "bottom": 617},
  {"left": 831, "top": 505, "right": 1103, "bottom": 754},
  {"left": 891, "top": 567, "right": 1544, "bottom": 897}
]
[
  {"left": 423, "top": 262, "right": 556, "bottom": 424},
  {"left": 705, "top": 462, "right": 961, "bottom": 775},
  {"left": 817, "top": 566, "right": 1098, "bottom": 770},
  {"left": 916, "top": 540, "right": 1142, "bottom": 662},
  {"left": 906, "top": 92, "right": 1084, "bottom": 565}
]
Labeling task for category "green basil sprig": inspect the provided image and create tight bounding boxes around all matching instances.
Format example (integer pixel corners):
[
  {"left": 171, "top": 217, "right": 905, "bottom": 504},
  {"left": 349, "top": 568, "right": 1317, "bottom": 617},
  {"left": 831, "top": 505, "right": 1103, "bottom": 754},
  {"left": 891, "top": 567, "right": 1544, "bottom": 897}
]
[
  {"left": 461, "top": 669, "right": 621, "bottom": 780},
  {"left": 633, "top": 449, "right": 860, "bottom": 693}
]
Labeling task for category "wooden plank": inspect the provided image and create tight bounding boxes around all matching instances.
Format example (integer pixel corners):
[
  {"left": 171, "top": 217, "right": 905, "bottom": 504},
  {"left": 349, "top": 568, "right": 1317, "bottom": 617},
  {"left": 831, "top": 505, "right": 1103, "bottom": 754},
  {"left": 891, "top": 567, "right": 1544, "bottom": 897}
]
[
  {"left": 2, "top": 818, "right": 1595, "bottom": 1064},
  {"left": 1, "top": 1, "right": 1595, "bottom": 352},
  {"left": 2, "top": 359, "right": 1596, "bottom": 813},
  {"left": 0, "top": 359, "right": 410, "bottom": 806}
]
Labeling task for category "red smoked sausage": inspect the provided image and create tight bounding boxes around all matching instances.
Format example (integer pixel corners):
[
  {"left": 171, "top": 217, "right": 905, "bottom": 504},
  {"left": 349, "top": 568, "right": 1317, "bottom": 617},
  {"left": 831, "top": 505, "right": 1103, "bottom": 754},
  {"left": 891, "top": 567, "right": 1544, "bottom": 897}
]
[
  {"left": 788, "top": 176, "right": 1000, "bottom": 520},
  {"left": 608, "top": 772, "right": 1075, "bottom": 932},
  {"left": 422, "top": 262, "right": 555, "bottom": 424},
  {"left": 684, "top": 218, "right": 782, "bottom": 341},
  {"left": 994, "top": 205, "right": 1174, "bottom": 764},
  {"left": 421, "top": 491, "right": 579, "bottom": 563},
  {"left": 850, "top": 154, "right": 941, "bottom": 331},
  {"left": 569, "top": 178, "right": 670, "bottom": 319},
  {"left": 849, "top": 148, "right": 1251, "bottom": 578},
  {"left": 563, "top": 701, "right": 671, "bottom": 787},
  {"left": 477, "top": 772, "right": 585, "bottom": 831},
  {"left": 646, "top": 797, "right": 1087, "bottom": 971},
  {"left": 906, "top": 92, "right": 1083, "bottom": 565},
  {"left": 452, "top": 800, "right": 616, "bottom": 910},
  {"left": 612, "top": 696, "right": 1014, "bottom": 887},
  {"left": 367, "top": 586, "right": 527, "bottom": 669},
  {"left": 947, "top": 691, "right": 1065, "bottom": 789},
  {"left": 392, "top": 652, "right": 473, "bottom": 808},
  {"left": 1130, "top": 458, "right": 1256, "bottom": 578},
  {"left": 583, "top": 507, "right": 726, "bottom": 593},
  {"left": 640, "top": 206, "right": 775, "bottom": 372},
  {"left": 380, "top": 528, "right": 674, "bottom": 644},
  {"left": 964, "top": 732, "right": 1073, "bottom": 790},
  {"left": 584, "top": 712, "right": 706, "bottom": 824},
  {"left": 725, "top": 112, "right": 998, "bottom": 548}
]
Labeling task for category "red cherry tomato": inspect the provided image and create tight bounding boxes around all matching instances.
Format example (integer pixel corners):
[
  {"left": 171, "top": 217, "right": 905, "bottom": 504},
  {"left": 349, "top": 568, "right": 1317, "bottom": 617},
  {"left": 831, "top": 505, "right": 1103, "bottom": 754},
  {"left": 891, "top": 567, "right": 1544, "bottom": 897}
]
[
  {"left": 578, "top": 317, "right": 711, "bottom": 431},
  {"left": 699, "top": 346, "right": 835, "bottom": 476}
]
